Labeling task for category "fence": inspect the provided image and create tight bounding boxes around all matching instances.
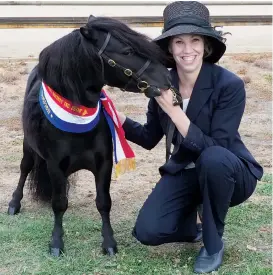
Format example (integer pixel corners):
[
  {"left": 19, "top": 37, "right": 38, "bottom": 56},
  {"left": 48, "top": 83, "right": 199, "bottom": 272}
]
[{"left": 0, "top": 1, "right": 272, "bottom": 28}]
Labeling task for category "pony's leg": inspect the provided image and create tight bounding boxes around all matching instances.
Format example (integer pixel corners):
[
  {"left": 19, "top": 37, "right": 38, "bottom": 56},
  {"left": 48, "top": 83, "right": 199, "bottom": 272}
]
[
  {"left": 47, "top": 161, "right": 68, "bottom": 257},
  {"left": 95, "top": 158, "right": 117, "bottom": 256},
  {"left": 8, "top": 142, "right": 34, "bottom": 215}
]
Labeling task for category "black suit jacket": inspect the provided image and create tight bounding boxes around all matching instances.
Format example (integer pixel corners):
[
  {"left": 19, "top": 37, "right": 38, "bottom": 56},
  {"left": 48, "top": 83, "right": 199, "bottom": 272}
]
[{"left": 123, "top": 62, "right": 263, "bottom": 180}]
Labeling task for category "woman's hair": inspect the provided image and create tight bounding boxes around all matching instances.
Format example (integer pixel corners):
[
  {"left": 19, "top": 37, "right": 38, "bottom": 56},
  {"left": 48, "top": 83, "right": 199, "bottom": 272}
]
[
  {"left": 203, "top": 36, "right": 213, "bottom": 59},
  {"left": 204, "top": 28, "right": 231, "bottom": 59}
]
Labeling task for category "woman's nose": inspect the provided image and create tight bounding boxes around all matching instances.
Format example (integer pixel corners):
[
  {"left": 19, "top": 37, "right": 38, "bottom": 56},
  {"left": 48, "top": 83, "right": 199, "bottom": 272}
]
[{"left": 183, "top": 42, "right": 192, "bottom": 53}]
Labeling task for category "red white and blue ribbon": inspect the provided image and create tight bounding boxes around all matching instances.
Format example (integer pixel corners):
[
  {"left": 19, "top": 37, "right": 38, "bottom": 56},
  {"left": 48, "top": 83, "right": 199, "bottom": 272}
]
[{"left": 39, "top": 81, "right": 135, "bottom": 177}]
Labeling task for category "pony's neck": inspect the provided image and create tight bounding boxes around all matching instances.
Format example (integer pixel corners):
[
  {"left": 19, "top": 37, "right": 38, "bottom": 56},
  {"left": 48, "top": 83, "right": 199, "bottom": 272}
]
[
  {"left": 43, "top": 76, "right": 104, "bottom": 108},
  {"left": 82, "top": 86, "right": 104, "bottom": 108}
]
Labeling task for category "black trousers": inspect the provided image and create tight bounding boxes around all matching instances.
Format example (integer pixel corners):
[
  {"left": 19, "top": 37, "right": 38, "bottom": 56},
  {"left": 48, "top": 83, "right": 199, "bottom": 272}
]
[{"left": 132, "top": 146, "right": 257, "bottom": 255}]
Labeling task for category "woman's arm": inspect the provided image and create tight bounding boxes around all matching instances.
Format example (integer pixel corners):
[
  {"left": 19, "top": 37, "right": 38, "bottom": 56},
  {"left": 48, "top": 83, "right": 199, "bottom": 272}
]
[
  {"left": 156, "top": 78, "right": 245, "bottom": 155},
  {"left": 119, "top": 98, "right": 164, "bottom": 150}
]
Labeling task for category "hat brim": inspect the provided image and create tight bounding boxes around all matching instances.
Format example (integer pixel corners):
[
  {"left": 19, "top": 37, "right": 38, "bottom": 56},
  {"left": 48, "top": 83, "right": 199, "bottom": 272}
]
[{"left": 154, "top": 24, "right": 226, "bottom": 67}]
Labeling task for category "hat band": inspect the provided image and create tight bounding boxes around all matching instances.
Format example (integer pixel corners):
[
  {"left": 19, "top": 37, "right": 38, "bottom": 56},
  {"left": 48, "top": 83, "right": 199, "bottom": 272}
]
[{"left": 164, "top": 15, "right": 211, "bottom": 32}]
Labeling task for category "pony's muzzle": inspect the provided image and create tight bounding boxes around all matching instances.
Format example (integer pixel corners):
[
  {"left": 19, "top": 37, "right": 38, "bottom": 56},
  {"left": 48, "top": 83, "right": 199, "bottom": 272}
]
[{"left": 143, "top": 86, "right": 161, "bottom": 98}]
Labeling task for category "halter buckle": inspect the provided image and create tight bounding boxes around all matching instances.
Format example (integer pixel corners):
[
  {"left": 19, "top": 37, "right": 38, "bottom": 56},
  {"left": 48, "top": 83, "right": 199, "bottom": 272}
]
[
  {"left": 124, "top": 69, "right": 133, "bottom": 76},
  {"left": 137, "top": 81, "right": 150, "bottom": 92},
  {"left": 108, "top": 59, "right": 116, "bottom": 67},
  {"left": 170, "top": 87, "right": 181, "bottom": 106}
]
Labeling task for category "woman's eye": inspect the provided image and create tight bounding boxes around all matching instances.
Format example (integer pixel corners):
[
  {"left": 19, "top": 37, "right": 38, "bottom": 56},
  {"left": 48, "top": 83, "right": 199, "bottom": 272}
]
[
  {"left": 192, "top": 38, "right": 200, "bottom": 42},
  {"left": 175, "top": 40, "right": 182, "bottom": 44}
]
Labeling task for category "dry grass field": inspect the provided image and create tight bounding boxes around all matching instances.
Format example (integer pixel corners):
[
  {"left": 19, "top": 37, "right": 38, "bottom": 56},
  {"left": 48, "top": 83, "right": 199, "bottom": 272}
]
[{"left": 0, "top": 53, "right": 271, "bottom": 274}]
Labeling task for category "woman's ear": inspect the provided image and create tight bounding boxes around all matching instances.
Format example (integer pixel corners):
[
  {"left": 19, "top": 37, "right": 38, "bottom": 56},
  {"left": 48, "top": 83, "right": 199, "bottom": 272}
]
[
  {"left": 168, "top": 38, "right": 173, "bottom": 54},
  {"left": 168, "top": 44, "right": 172, "bottom": 54}
]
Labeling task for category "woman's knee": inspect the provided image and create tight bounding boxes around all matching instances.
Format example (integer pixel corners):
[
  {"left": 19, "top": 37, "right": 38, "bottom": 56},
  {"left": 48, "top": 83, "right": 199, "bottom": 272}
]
[
  {"left": 132, "top": 207, "right": 179, "bottom": 246},
  {"left": 196, "top": 146, "right": 233, "bottom": 172},
  {"left": 132, "top": 217, "right": 162, "bottom": 246},
  {"left": 195, "top": 146, "right": 237, "bottom": 190}
]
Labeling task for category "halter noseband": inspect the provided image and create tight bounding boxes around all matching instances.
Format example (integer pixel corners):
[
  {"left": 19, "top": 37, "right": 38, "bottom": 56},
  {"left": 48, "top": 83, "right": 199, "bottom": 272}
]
[{"left": 97, "top": 32, "right": 151, "bottom": 93}]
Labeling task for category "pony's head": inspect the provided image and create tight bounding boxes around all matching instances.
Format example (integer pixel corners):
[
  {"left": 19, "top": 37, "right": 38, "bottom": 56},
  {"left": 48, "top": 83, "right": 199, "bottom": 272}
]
[
  {"left": 38, "top": 16, "right": 172, "bottom": 106},
  {"left": 80, "top": 16, "right": 172, "bottom": 97}
]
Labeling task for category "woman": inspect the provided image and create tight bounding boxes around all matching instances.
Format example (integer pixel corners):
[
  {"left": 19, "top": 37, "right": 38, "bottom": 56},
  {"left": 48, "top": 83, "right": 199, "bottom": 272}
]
[{"left": 117, "top": 1, "right": 263, "bottom": 273}]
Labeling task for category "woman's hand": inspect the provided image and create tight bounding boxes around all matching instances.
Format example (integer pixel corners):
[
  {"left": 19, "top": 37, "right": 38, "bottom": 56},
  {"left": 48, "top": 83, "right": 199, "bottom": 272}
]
[
  {"left": 156, "top": 89, "right": 190, "bottom": 137},
  {"left": 155, "top": 89, "right": 180, "bottom": 118}
]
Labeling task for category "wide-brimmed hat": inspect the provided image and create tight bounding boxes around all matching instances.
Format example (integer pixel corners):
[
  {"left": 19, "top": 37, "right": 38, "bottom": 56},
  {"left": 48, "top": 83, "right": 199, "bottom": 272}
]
[{"left": 154, "top": 1, "right": 226, "bottom": 67}]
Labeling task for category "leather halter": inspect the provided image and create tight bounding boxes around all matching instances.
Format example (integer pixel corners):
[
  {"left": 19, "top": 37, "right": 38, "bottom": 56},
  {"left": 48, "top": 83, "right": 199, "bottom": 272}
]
[{"left": 97, "top": 32, "right": 151, "bottom": 93}]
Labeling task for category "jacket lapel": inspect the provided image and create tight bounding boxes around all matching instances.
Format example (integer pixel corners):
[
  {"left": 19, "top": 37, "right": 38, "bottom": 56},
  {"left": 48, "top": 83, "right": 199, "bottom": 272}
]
[{"left": 185, "top": 62, "right": 214, "bottom": 122}]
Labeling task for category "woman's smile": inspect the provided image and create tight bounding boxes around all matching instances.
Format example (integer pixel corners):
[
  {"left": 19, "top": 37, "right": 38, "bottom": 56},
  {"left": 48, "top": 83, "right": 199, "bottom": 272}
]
[{"left": 181, "top": 55, "right": 197, "bottom": 63}]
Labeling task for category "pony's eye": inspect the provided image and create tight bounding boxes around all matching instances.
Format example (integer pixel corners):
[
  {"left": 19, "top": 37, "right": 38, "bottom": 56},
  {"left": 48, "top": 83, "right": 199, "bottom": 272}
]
[{"left": 123, "top": 48, "right": 134, "bottom": 55}]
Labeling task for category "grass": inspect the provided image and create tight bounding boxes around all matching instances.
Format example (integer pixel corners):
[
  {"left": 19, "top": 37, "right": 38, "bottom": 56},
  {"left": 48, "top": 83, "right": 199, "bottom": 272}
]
[
  {"left": 0, "top": 181, "right": 272, "bottom": 275},
  {"left": 0, "top": 55, "right": 271, "bottom": 274},
  {"left": 255, "top": 173, "right": 273, "bottom": 196},
  {"left": 254, "top": 60, "right": 272, "bottom": 70},
  {"left": 261, "top": 173, "right": 273, "bottom": 184},
  {"left": 264, "top": 74, "right": 272, "bottom": 83},
  {"left": 256, "top": 183, "right": 272, "bottom": 196},
  {"left": 0, "top": 72, "right": 20, "bottom": 84},
  {"left": 236, "top": 67, "right": 247, "bottom": 75},
  {"left": 231, "top": 53, "right": 272, "bottom": 64}
]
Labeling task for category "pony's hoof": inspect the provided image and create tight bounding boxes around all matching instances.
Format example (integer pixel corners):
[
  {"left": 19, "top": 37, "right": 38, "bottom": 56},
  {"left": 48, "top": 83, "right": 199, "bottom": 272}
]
[
  {"left": 7, "top": 206, "right": 21, "bottom": 215},
  {"left": 103, "top": 246, "right": 118, "bottom": 256},
  {"left": 50, "top": 247, "right": 64, "bottom": 257}
]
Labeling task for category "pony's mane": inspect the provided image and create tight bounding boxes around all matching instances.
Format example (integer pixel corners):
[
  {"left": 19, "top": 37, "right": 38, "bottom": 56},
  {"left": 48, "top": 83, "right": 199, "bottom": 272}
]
[
  {"left": 87, "top": 16, "right": 166, "bottom": 64},
  {"left": 38, "top": 17, "right": 167, "bottom": 105},
  {"left": 38, "top": 29, "right": 99, "bottom": 104}
]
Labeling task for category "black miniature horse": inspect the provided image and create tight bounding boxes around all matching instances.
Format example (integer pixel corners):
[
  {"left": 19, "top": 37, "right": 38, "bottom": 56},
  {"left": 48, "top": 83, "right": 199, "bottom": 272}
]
[{"left": 7, "top": 16, "right": 172, "bottom": 257}]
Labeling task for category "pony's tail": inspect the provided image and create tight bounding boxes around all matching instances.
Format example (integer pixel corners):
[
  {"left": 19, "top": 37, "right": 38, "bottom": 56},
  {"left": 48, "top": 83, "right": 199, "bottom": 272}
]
[{"left": 28, "top": 153, "right": 52, "bottom": 202}]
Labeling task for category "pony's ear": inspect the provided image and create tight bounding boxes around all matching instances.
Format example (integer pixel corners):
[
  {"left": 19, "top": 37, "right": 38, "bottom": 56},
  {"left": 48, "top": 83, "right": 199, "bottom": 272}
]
[
  {"left": 80, "top": 26, "right": 92, "bottom": 40},
  {"left": 81, "top": 15, "right": 97, "bottom": 40},
  {"left": 88, "top": 15, "right": 96, "bottom": 22}
]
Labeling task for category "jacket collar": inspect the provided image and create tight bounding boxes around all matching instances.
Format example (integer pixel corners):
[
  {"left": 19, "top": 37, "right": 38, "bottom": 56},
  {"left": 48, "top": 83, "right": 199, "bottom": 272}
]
[{"left": 170, "top": 62, "right": 214, "bottom": 122}]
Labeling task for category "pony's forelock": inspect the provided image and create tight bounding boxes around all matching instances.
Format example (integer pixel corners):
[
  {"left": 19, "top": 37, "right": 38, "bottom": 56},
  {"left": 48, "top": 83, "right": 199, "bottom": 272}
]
[{"left": 87, "top": 17, "right": 167, "bottom": 64}]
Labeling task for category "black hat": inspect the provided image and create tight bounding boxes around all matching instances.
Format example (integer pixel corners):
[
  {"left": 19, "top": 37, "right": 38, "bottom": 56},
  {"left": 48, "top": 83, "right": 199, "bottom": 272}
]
[{"left": 154, "top": 1, "right": 226, "bottom": 67}]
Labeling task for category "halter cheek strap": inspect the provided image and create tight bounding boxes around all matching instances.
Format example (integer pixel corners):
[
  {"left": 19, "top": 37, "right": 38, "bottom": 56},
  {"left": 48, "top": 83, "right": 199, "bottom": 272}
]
[
  {"left": 96, "top": 32, "right": 152, "bottom": 93},
  {"left": 98, "top": 33, "right": 112, "bottom": 84}
]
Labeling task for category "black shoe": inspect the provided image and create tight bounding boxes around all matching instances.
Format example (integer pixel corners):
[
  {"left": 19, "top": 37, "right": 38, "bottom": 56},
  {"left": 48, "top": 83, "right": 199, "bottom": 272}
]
[{"left": 194, "top": 241, "right": 224, "bottom": 273}]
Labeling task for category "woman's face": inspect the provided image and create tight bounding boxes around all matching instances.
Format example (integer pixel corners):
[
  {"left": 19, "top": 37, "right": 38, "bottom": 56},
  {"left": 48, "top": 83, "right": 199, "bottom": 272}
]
[{"left": 169, "top": 34, "right": 204, "bottom": 73}]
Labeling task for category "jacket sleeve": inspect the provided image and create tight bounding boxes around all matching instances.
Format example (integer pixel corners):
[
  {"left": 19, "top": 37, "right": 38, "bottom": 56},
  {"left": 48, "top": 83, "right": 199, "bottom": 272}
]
[
  {"left": 181, "top": 78, "right": 245, "bottom": 155},
  {"left": 122, "top": 98, "right": 164, "bottom": 150}
]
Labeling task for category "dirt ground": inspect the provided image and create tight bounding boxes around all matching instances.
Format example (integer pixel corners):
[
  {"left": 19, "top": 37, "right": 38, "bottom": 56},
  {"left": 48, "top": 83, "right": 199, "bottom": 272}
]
[{"left": 0, "top": 53, "right": 271, "bottom": 222}]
